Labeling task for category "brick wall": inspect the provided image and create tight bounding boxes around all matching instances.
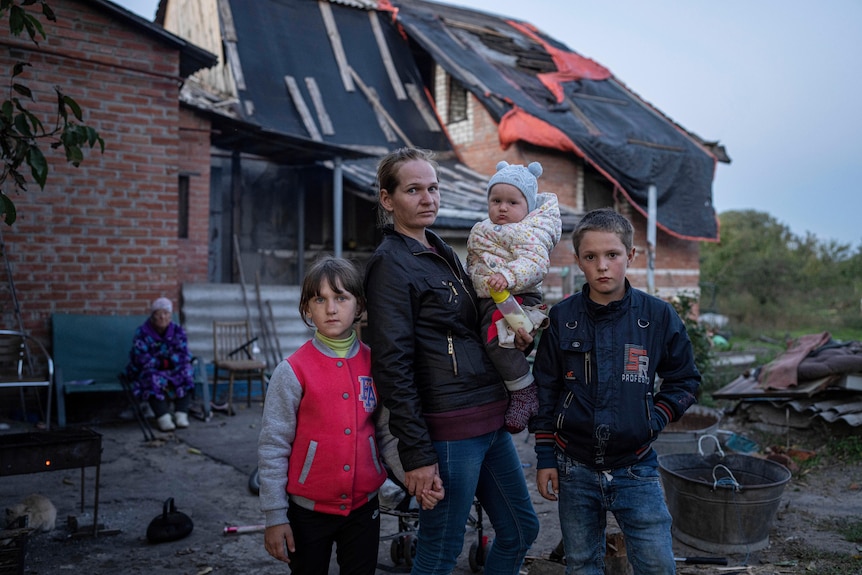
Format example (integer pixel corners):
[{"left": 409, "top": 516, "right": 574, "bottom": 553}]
[
  {"left": 177, "top": 107, "right": 212, "bottom": 284},
  {"left": 0, "top": 1, "right": 209, "bottom": 344}
]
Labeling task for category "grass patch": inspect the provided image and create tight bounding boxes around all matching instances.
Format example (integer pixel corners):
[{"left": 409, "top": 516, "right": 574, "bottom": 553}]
[
  {"left": 829, "top": 436, "right": 862, "bottom": 464},
  {"left": 785, "top": 540, "right": 862, "bottom": 575},
  {"left": 839, "top": 520, "right": 862, "bottom": 543}
]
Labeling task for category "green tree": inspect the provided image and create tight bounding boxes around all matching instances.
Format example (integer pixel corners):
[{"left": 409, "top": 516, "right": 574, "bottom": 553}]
[
  {"left": 701, "top": 209, "right": 861, "bottom": 334},
  {"left": 1, "top": 0, "right": 104, "bottom": 225}
]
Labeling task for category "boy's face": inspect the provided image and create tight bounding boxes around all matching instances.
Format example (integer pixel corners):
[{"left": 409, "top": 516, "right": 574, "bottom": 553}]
[
  {"left": 488, "top": 183, "right": 529, "bottom": 225},
  {"left": 574, "top": 230, "right": 635, "bottom": 305}
]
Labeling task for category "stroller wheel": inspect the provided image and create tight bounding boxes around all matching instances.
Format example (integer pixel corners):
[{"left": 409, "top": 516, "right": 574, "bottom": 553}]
[
  {"left": 248, "top": 467, "right": 260, "bottom": 495},
  {"left": 390, "top": 537, "right": 403, "bottom": 564},
  {"left": 403, "top": 534, "right": 417, "bottom": 567}
]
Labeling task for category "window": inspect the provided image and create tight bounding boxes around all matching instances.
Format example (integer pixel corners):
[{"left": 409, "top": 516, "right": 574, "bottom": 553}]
[
  {"left": 447, "top": 76, "right": 468, "bottom": 123},
  {"left": 178, "top": 174, "right": 189, "bottom": 239}
]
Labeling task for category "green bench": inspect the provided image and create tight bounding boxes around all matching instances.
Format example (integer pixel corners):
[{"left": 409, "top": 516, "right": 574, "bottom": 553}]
[
  {"left": 52, "top": 313, "right": 210, "bottom": 430},
  {"left": 52, "top": 313, "right": 151, "bottom": 428}
]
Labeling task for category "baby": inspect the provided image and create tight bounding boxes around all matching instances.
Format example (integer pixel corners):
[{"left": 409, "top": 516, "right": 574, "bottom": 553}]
[{"left": 466, "top": 160, "right": 562, "bottom": 433}]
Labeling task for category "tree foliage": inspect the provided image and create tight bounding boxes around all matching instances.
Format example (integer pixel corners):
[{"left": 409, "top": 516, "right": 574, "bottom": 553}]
[
  {"left": 700, "top": 209, "right": 862, "bottom": 334},
  {"left": 1, "top": 0, "right": 105, "bottom": 225}
]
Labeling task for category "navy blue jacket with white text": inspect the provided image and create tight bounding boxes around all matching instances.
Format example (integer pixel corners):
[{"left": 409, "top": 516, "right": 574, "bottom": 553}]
[{"left": 532, "top": 281, "right": 700, "bottom": 471}]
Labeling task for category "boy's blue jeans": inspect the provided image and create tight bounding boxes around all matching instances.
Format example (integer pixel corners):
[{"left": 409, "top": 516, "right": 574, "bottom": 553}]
[
  {"left": 555, "top": 450, "right": 675, "bottom": 575},
  {"left": 412, "top": 429, "right": 539, "bottom": 575}
]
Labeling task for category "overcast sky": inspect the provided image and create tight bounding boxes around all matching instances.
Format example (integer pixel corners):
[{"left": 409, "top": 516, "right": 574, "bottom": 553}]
[{"left": 115, "top": 0, "right": 862, "bottom": 248}]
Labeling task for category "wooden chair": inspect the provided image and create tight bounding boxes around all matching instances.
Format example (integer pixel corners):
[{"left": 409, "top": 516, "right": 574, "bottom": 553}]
[
  {"left": 212, "top": 321, "right": 267, "bottom": 415},
  {"left": 0, "top": 330, "right": 53, "bottom": 430}
]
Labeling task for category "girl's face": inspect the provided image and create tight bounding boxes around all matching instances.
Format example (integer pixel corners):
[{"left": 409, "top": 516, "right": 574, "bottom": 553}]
[
  {"left": 488, "top": 183, "right": 529, "bottom": 225},
  {"left": 574, "top": 230, "right": 635, "bottom": 305},
  {"left": 305, "top": 278, "right": 358, "bottom": 340},
  {"left": 380, "top": 159, "right": 439, "bottom": 242}
]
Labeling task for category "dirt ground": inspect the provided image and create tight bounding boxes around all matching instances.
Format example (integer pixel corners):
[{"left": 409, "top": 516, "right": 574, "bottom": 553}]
[{"left": 1, "top": 399, "right": 860, "bottom": 575}]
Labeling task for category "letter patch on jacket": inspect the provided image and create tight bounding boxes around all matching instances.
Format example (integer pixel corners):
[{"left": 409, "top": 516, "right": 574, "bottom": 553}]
[
  {"left": 623, "top": 345, "right": 649, "bottom": 384},
  {"left": 358, "top": 376, "right": 377, "bottom": 412}
]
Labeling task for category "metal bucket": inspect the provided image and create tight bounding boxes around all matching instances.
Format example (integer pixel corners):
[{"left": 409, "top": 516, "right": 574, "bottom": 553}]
[
  {"left": 653, "top": 405, "right": 721, "bottom": 455},
  {"left": 658, "top": 436, "right": 791, "bottom": 554}
]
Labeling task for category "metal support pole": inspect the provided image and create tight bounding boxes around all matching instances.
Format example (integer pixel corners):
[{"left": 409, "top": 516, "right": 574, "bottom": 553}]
[
  {"left": 647, "top": 185, "right": 657, "bottom": 295},
  {"left": 333, "top": 156, "right": 343, "bottom": 258}
]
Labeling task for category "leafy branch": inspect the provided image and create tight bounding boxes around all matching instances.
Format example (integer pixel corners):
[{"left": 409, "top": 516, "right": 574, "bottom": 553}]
[{"left": 1, "top": 0, "right": 105, "bottom": 225}]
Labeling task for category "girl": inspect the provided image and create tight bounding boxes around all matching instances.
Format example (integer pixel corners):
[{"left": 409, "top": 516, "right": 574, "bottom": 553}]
[{"left": 258, "top": 256, "right": 439, "bottom": 575}]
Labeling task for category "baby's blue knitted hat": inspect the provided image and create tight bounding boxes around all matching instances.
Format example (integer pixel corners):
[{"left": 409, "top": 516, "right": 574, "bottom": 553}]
[{"left": 487, "top": 161, "right": 543, "bottom": 212}]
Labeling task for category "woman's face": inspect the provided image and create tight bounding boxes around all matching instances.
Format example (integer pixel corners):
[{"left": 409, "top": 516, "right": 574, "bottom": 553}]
[
  {"left": 380, "top": 159, "right": 439, "bottom": 239},
  {"left": 151, "top": 309, "right": 171, "bottom": 333}
]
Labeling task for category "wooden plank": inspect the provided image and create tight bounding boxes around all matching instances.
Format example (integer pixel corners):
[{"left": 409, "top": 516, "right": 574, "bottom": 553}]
[
  {"left": 405, "top": 83, "right": 441, "bottom": 132},
  {"left": 217, "top": 0, "right": 237, "bottom": 42},
  {"left": 368, "top": 11, "right": 407, "bottom": 100},
  {"left": 318, "top": 0, "right": 355, "bottom": 92},
  {"left": 349, "top": 67, "right": 412, "bottom": 146},
  {"left": 304, "top": 77, "right": 335, "bottom": 135},
  {"left": 224, "top": 41, "right": 246, "bottom": 91},
  {"left": 284, "top": 76, "right": 323, "bottom": 141},
  {"left": 567, "top": 97, "right": 601, "bottom": 136}
]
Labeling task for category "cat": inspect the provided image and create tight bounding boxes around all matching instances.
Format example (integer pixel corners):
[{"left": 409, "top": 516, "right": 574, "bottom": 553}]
[{"left": 5, "top": 494, "right": 56, "bottom": 532}]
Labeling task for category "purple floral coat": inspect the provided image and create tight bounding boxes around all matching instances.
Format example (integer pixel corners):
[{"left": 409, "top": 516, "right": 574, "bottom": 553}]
[{"left": 125, "top": 319, "right": 195, "bottom": 401}]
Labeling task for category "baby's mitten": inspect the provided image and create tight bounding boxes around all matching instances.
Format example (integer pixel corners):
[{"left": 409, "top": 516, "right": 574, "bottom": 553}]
[{"left": 505, "top": 383, "right": 539, "bottom": 434}]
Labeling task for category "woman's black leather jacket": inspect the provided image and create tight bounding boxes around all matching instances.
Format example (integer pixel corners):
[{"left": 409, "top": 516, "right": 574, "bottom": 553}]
[{"left": 364, "top": 227, "right": 506, "bottom": 471}]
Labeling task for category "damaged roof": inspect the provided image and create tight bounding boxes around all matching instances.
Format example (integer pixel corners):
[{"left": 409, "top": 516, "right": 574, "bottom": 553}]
[
  {"left": 387, "top": 0, "right": 726, "bottom": 241},
  {"left": 221, "top": 0, "right": 451, "bottom": 154},
  {"left": 201, "top": 0, "right": 725, "bottom": 239}
]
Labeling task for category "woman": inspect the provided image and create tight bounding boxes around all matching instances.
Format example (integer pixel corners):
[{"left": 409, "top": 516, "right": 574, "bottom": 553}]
[
  {"left": 363, "top": 148, "right": 539, "bottom": 575},
  {"left": 125, "top": 297, "right": 195, "bottom": 431}
]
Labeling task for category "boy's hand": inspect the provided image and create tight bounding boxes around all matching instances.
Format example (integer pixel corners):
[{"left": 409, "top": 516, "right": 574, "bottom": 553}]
[
  {"left": 418, "top": 474, "right": 445, "bottom": 510},
  {"left": 488, "top": 273, "right": 509, "bottom": 292},
  {"left": 264, "top": 523, "right": 295, "bottom": 563},
  {"left": 537, "top": 468, "right": 559, "bottom": 501}
]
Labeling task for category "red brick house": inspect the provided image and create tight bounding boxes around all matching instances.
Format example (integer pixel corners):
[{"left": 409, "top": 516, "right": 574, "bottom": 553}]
[
  {"left": 0, "top": 0, "right": 216, "bottom": 343},
  {"left": 159, "top": 0, "right": 729, "bottom": 304}
]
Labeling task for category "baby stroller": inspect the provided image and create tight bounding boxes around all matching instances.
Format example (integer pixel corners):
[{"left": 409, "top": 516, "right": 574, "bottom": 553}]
[{"left": 379, "top": 476, "right": 489, "bottom": 572}]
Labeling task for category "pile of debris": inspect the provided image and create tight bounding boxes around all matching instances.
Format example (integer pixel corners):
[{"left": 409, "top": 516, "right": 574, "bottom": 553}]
[{"left": 713, "top": 332, "right": 862, "bottom": 428}]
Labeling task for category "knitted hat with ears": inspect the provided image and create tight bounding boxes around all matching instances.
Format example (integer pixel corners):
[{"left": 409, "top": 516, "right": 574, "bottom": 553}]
[{"left": 486, "top": 161, "right": 543, "bottom": 213}]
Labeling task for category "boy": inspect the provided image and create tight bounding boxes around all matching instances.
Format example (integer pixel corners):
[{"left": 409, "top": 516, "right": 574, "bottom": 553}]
[
  {"left": 531, "top": 208, "right": 700, "bottom": 575},
  {"left": 466, "top": 160, "right": 562, "bottom": 433}
]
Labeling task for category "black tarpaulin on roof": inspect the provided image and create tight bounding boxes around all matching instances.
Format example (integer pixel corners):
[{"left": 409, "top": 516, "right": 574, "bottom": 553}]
[
  {"left": 390, "top": 0, "right": 720, "bottom": 241},
  {"left": 226, "top": 0, "right": 451, "bottom": 153}
]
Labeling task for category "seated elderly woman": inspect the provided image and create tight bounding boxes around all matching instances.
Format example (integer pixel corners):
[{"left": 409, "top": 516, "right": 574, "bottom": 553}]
[{"left": 125, "top": 297, "right": 195, "bottom": 431}]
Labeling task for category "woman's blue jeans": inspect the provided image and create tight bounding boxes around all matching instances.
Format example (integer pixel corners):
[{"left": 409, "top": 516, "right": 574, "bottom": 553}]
[
  {"left": 412, "top": 429, "right": 540, "bottom": 575},
  {"left": 556, "top": 450, "right": 675, "bottom": 575}
]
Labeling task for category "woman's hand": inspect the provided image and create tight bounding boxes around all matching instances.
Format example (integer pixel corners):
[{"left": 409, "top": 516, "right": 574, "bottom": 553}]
[
  {"left": 404, "top": 464, "right": 438, "bottom": 502},
  {"left": 514, "top": 327, "right": 533, "bottom": 351},
  {"left": 417, "top": 474, "right": 445, "bottom": 510},
  {"left": 264, "top": 523, "right": 295, "bottom": 563}
]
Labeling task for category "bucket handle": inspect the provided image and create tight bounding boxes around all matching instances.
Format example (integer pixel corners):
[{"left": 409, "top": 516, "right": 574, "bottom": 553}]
[
  {"left": 697, "top": 434, "right": 725, "bottom": 458},
  {"left": 712, "top": 464, "right": 741, "bottom": 492}
]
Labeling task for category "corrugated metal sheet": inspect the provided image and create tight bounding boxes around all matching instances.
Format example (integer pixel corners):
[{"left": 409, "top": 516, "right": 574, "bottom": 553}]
[{"left": 181, "top": 283, "right": 309, "bottom": 371}]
